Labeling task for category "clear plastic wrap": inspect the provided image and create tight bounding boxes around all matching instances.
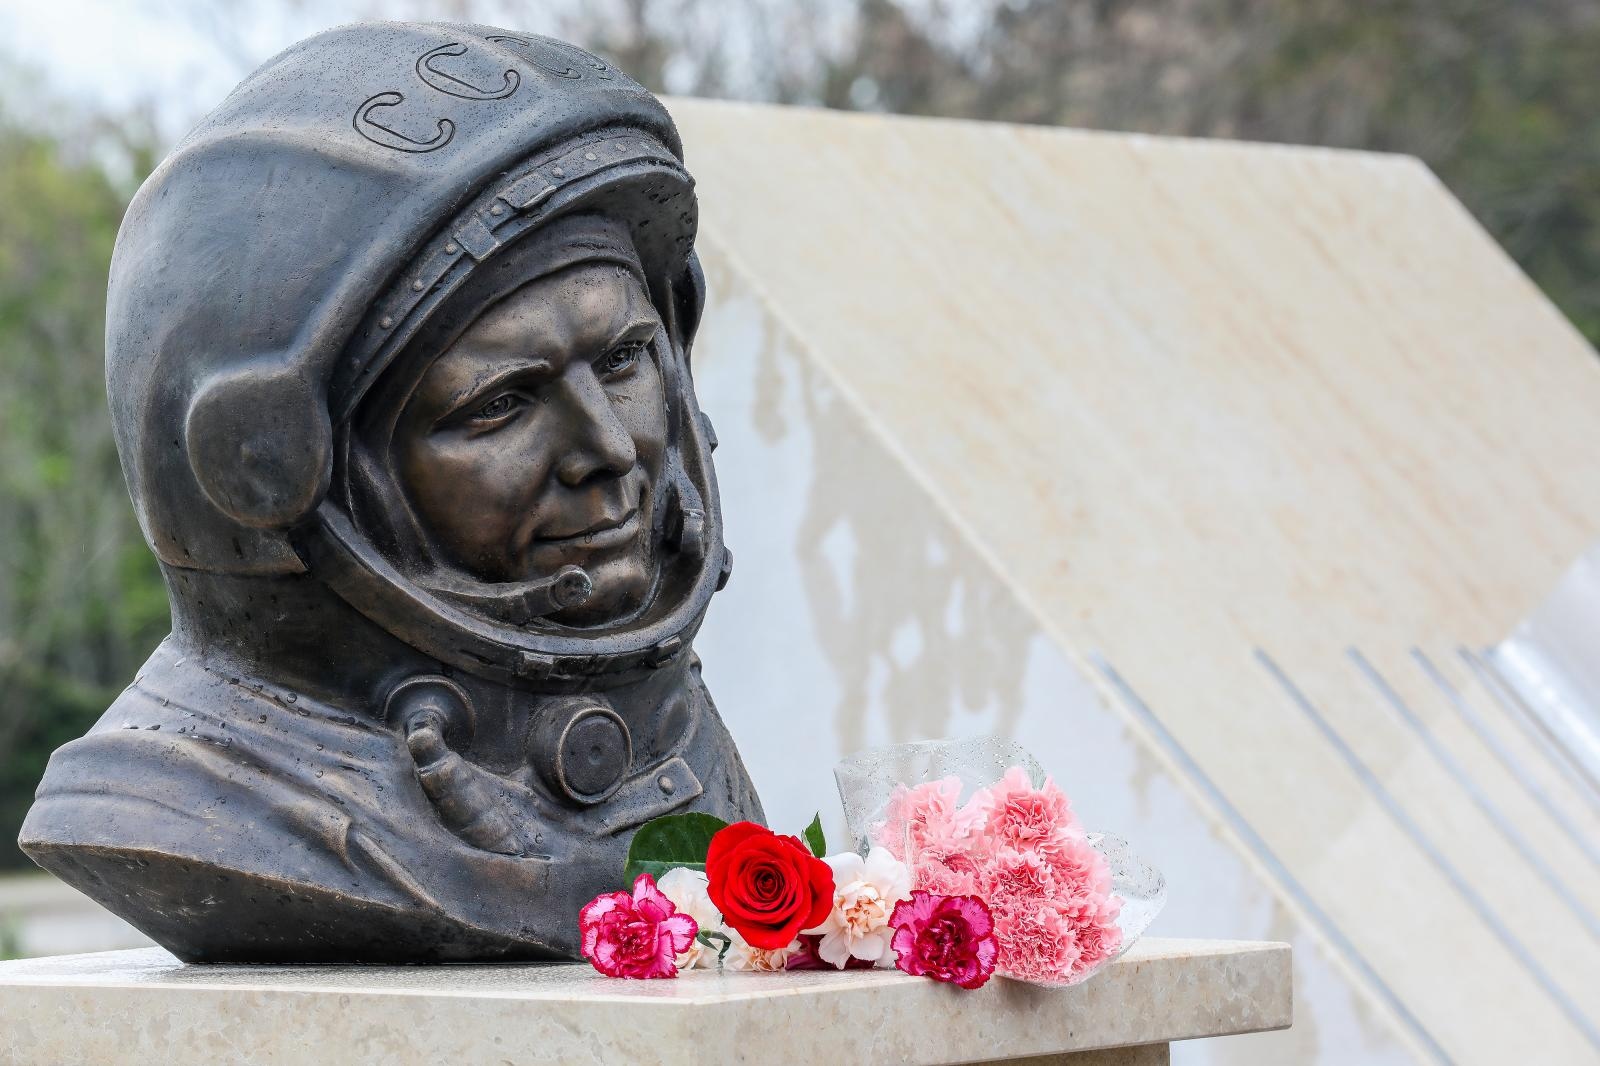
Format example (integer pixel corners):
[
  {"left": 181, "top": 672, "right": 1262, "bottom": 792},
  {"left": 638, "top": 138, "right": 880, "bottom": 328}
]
[{"left": 835, "top": 737, "right": 1165, "bottom": 985}]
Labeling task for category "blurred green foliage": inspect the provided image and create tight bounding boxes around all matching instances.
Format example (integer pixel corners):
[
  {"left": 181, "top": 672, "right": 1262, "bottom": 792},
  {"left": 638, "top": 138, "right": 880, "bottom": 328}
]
[
  {"left": 1, "top": 0, "right": 1598, "bottom": 868},
  {"left": 0, "top": 104, "right": 164, "bottom": 866},
  {"left": 0, "top": 914, "right": 19, "bottom": 961}
]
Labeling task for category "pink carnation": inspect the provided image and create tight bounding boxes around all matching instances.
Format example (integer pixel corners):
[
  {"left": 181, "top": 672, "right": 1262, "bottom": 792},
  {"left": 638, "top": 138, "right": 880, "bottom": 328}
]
[
  {"left": 993, "top": 902, "right": 1082, "bottom": 983},
  {"left": 579, "top": 873, "right": 699, "bottom": 979},
  {"left": 1068, "top": 899, "right": 1124, "bottom": 978},
  {"left": 981, "top": 847, "right": 1057, "bottom": 919},
  {"left": 879, "top": 764, "right": 1126, "bottom": 985},
  {"left": 912, "top": 846, "right": 984, "bottom": 897},
  {"left": 888, "top": 891, "right": 999, "bottom": 990},
  {"left": 872, "top": 777, "right": 986, "bottom": 860},
  {"left": 973, "top": 767, "right": 1081, "bottom": 860},
  {"left": 1048, "top": 833, "right": 1114, "bottom": 902}
]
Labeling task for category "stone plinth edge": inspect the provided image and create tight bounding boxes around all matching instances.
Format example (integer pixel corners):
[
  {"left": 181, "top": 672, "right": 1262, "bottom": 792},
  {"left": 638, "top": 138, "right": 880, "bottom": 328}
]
[{"left": 0, "top": 937, "right": 1291, "bottom": 1065}]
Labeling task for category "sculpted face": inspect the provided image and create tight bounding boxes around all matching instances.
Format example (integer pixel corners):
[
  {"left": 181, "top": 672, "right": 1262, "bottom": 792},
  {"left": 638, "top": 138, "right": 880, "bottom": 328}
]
[{"left": 393, "top": 262, "right": 667, "bottom": 625}]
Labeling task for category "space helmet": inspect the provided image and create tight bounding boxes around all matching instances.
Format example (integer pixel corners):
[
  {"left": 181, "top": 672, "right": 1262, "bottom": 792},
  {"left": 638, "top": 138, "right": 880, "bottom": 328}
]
[{"left": 107, "top": 21, "right": 729, "bottom": 692}]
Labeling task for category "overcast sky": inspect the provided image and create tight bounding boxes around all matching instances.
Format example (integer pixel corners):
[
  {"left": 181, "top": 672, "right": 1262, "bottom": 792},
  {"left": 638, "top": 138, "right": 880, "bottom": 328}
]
[
  {"left": 4, "top": 2, "right": 289, "bottom": 130},
  {"left": 1, "top": 0, "right": 988, "bottom": 143},
  {"left": 0, "top": 1, "right": 579, "bottom": 136}
]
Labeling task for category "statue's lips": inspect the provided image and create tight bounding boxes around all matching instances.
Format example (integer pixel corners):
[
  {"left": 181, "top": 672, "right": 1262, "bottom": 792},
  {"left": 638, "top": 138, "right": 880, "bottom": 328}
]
[{"left": 533, "top": 507, "right": 641, "bottom": 549}]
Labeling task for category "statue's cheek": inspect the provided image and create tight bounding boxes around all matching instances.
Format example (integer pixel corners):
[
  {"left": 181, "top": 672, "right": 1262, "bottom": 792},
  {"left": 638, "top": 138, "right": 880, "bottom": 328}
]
[
  {"left": 409, "top": 432, "right": 555, "bottom": 547},
  {"left": 610, "top": 365, "right": 669, "bottom": 471}
]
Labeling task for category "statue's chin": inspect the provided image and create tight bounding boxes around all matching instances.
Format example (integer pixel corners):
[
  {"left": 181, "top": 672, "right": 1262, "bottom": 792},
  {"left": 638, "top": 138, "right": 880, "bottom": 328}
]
[{"left": 544, "top": 548, "right": 655, "bottom": 628}]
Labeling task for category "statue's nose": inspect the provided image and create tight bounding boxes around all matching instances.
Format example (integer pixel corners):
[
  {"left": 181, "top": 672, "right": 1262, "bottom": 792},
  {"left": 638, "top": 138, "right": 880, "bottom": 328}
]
[{"left": 553, "top": 366, "right": 637, "bottom": 486}]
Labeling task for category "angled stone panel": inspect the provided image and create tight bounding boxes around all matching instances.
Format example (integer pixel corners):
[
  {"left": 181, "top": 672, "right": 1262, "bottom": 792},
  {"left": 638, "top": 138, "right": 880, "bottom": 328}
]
[
  {"left": 689, "top": 232, "right": 1415, "bottom": 1066},
  {"left": 675, "top": 99, "right": 1600, "bottom": 1063}
]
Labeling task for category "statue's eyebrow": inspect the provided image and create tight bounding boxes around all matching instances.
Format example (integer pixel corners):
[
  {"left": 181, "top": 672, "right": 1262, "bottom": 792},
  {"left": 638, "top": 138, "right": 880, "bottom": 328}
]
[
  {"left": 596, "top": 311, "right": 661, "bottom": 354},
  {"left": 433, "top": 280, "right": 661, "bottom": 423},
  {"left": 430, "top": 312, "right": 655, "bottom": 425},
  {"left": 435, "top": 359, "right": 555, "bottom": 424}
]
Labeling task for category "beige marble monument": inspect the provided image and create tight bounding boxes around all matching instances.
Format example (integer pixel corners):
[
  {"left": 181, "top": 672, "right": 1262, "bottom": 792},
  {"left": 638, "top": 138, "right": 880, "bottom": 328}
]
[{"left": 673, "top": 99, "right": 1600, "bottom": 1064}]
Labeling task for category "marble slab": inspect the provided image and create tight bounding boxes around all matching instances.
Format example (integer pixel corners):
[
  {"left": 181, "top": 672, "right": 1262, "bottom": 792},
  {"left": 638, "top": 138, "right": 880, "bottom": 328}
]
[
  {"left": 0, "top": 937, "right": 1288, "bottom": 1065},
  {"left": 671, "top": 97, "right": 1600, "bottom": 1064}
]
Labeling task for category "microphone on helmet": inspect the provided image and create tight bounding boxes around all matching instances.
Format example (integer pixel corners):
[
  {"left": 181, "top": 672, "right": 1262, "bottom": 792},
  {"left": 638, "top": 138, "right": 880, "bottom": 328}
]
[{"left": 431, "top": 564, "right": 594, "bottom": 626}]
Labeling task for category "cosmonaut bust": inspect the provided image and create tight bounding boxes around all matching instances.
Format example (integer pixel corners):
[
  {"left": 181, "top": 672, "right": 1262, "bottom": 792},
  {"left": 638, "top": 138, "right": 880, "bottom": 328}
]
[{"left": 19, "top": 21, "right": 763, "bottom": 963}]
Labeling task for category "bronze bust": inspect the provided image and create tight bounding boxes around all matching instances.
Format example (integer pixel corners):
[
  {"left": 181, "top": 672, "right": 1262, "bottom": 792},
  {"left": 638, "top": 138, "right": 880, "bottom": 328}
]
[{"left": 18, "top": 21, "right": 763, "bottom": 963}]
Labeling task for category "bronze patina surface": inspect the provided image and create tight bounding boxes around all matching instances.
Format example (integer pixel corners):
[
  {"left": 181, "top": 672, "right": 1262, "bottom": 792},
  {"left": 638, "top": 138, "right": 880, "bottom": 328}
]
[{"left": 18, "top": 21, "right": 762, "bottom": 963}]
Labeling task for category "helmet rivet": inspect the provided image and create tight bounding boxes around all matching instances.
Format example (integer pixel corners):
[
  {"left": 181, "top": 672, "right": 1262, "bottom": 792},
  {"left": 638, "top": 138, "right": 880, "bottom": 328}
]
[
  {"left": 445, "top": 242, "right": 458, "bottom": 254},
  {"left": 490, "top": 203, "right": 504, "bottom": 216},
  {"left": 584, "top": 151, "right": 597, "bottom": 161},
  {"left": 552, "top": 166, "right": 565, "bottom": 178},
  {"left": 411, "top": 279, "right": 425, "bottom": 291},
  {"left": 379, "top": 316, "right": 394, "bottom": 329}
]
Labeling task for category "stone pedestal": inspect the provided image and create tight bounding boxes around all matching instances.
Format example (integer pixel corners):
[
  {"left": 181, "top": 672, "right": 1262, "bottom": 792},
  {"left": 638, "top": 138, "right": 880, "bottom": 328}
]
[{"left": 0, "top": 937, "right": 1288, "bottom": 1065}]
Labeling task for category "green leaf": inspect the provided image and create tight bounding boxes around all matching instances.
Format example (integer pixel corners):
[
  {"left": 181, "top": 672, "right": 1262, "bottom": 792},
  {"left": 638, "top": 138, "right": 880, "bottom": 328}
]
[
  {"left": 803, "top": 812, "right": 827, "bottom": 858},
  {"left": 626, "top": 859, "right": 706, "bottom": 882},
  {"left": 622, "top": 812, "right": 729, "bottom": 885}
]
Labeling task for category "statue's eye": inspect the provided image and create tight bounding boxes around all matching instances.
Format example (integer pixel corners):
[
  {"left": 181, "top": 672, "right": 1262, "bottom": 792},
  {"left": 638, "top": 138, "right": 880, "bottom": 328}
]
[
  {"left": 599, "top": 342, "right": 644, "bottom": 378},
  {"left": 471, "top": 394, "right": 519, "bottom": 422}
]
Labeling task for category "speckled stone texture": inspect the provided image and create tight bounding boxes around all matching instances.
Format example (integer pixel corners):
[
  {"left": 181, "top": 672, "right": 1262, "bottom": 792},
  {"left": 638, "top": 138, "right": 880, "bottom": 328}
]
[{"left": 0, "top": 937, "right": 1287, "bottom": 1065}]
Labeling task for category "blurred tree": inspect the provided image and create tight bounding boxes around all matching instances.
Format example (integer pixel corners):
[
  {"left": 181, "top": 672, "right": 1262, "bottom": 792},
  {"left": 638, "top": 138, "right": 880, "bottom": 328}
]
[
  {"left": 185, "top": 0, "right": 1600, "bottom": 331},
  {"left": 555, "top": 0, "right": 1600, "bottom": 345},
  {"left": 1230, "top": 0, "right": 1600, "bottom": 343},
  {"left": 0, "top": 93, "right": 165, "bottom": 867}
]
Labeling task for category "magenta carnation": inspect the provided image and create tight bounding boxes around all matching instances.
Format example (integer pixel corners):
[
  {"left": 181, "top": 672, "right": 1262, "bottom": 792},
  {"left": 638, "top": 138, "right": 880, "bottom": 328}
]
[
  {"left": 888, "top": 890, "right": 999, "bottom": 990},
  {"left": 579, "top": 873, "right": 699, "bottom": 979}
]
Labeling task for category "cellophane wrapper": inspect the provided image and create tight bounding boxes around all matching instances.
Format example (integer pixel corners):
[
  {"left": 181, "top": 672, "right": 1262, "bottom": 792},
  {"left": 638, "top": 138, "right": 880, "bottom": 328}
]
[{"left": 834, "top": 737, "right": 1166, "bottom": 986}]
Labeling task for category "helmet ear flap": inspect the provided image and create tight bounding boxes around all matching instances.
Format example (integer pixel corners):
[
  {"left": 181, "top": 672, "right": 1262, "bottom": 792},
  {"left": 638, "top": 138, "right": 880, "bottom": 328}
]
[
  {"left": 672, "top": 252, "right": 707, "bottom": 359},
  {"left": 184, "top": 358, "right": 332, "bottom": 530}
]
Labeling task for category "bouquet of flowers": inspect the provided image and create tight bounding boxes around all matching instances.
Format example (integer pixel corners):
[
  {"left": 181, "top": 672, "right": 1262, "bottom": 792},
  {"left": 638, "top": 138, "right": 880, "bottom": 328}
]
[{"left": 577, "top": 737, "right": 1164, "bottom": 990}]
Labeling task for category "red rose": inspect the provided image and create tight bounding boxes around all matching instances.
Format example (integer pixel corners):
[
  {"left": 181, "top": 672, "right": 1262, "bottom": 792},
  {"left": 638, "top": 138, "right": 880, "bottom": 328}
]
[{"left": 705, "top": 821, "right": 834, "bottom": 950}]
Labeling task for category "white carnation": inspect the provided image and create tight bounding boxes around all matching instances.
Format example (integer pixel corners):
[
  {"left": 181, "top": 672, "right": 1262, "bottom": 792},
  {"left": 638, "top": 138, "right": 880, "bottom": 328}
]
[
  {"left": 722, "top": 930, "right": 802, "bottom": 972},
  {"left": 656, "top": 867, "right": 723, "bottom": 970},
  {"left": 804, "top": 846, "right": 913, "bottom": 968}
]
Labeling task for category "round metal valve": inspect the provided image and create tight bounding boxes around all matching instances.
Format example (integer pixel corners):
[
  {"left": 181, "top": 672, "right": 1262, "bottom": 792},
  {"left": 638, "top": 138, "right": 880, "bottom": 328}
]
[
  {"left": 384, "top": 674, "right": 475, "bottom": 746},
  {"left": 530, "top": 695, "right": 632, "bottom": 806}
]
